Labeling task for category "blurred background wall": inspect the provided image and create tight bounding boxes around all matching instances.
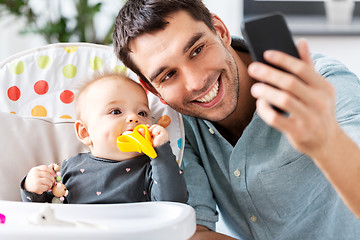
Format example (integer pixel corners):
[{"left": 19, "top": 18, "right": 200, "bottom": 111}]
[
  {"left": 0, "top": 0, "right": 358, "bottom": 74},
  {"left": 0, "top": 0, "right": 242, "bottom": 61}
]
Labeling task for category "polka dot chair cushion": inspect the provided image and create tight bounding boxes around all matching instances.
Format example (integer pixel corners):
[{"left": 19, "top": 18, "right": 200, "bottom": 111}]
[{"left": 0, "top": 43, "right": 184, "bottom": 200}]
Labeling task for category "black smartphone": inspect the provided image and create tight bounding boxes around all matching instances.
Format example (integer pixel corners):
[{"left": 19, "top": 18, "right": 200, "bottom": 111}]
[
  {"left": 241, "top": 12, "right": 299, "bottom": 114},
  {"left": 241, "top": 12, "right": 299, "bottom": 67}
]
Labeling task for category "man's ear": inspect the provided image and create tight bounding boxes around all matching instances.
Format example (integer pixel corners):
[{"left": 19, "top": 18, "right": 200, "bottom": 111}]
[
  {"left": 211, "top": 14, "right": 231, "bottom": 47},
  {"left": 139, "top": 77, "right": 163, "bottom": 99},
  {"left": 74, "top": 120, "right": 92, "bottom": 146}
]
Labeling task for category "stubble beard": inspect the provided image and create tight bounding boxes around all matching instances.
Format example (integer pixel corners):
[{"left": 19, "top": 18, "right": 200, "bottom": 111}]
[{"left": 166, "top": 55, "right": 240, "bottom": 122}]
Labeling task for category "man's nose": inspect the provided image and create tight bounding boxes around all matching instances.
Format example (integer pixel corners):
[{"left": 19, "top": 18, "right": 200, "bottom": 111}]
[{"left": 182, "top": 64, "right": 207, "bottom": 92}]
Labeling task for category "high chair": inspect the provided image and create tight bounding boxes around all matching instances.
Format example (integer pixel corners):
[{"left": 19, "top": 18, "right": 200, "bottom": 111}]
[{"left": 0, "top": 43, "right": 195, "bottom": 239}]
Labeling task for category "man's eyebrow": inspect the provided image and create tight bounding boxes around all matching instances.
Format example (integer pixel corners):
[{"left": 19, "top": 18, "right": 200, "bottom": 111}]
[
  {"left": 183, "top": 32, "right": 204, "bottom": 54},
  {"left": 149, "top": 66, "right": 166, "bottom": 82},
  {"left": 148, "top": 32, "right": 204, "bottom": 82}
]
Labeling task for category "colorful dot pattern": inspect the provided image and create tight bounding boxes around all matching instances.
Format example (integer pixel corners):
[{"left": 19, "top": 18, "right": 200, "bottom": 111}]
[{"left": 0, "top": 43, "right": 184, "bottom": 164}]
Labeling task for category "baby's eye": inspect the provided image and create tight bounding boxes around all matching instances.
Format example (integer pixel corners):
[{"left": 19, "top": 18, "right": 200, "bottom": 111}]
[
  {"left": 138, "top": 111, "right": 148, "bottom": 117},
  {"left": 110, "top": 109, "right": 121, "bottom": 115}
]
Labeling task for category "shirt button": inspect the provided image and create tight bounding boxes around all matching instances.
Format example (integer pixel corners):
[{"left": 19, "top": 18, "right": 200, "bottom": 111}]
[
  {"left": 250, "top": 215, "right": 258, "bottom": 222},
  {"left": 208, "top": 128, "right": 215, "bottom": 134},
  {"left": 234, "top": 169, "right": 241, "bottom": 177}
]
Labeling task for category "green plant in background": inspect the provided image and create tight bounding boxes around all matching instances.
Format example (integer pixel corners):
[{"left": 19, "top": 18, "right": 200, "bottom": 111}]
[{"left": 0, "top": 0, "right": 123, "bottom": 45}]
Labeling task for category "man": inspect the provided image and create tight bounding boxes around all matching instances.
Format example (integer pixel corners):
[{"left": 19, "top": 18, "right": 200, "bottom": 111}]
[{"left": 113, "top": 0, "right": 360, "bottom": 239}]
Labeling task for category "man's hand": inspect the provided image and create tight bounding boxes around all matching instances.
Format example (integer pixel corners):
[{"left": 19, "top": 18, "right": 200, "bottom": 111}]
[
  {"left": 248, "top": 38, "right": 360, "bottom": 218},
  {"left": 248, "top": 39, "right": 337, "bottom": 158}
]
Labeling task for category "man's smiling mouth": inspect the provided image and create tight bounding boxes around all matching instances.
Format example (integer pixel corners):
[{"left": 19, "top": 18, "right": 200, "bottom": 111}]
[{"left": 195, "top": 79, "right": 219, "bottom": 103}]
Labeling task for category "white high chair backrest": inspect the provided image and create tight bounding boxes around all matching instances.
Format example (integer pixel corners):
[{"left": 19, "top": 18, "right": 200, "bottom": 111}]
[{"left": 0, "top": 43, "right": 184, "bottom": 201}]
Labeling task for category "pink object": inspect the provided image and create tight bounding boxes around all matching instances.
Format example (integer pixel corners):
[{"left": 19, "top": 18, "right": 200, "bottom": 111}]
[{"left": 0, "top": 213, "right": 5, "bottom": 224}]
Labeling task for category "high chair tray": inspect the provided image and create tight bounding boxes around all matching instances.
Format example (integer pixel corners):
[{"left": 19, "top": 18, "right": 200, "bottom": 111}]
[{"left": 0, "top": 200, "right": 196, "bottom": 240}]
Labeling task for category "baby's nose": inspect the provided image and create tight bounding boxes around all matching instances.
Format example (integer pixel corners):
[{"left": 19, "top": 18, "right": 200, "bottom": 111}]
[
  {"left": 128, "top": 119, "right": 139, "bottom": 123},
  {"left": 126, "top": 114, "right": 139, "bottom": 123}
]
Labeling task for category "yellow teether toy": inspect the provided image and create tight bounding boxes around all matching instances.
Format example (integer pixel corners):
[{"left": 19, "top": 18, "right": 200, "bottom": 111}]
[{"left": 117, "top": 124, "right": 157, "bottom": 158}]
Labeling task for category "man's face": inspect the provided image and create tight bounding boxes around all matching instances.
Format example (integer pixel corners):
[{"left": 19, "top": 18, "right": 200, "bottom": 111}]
[{"left": 129, "top": 11, "right": 241, "bottom": 122}]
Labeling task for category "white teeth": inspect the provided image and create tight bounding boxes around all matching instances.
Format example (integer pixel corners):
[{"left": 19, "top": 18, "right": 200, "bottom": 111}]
[{"left": 196, "top": 81, "right": 219, "bottom": 103}]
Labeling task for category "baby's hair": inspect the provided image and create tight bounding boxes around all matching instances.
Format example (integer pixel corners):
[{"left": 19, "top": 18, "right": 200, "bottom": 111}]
[{"left": 74, "top": 71, "right": 139, "bottom": 120}]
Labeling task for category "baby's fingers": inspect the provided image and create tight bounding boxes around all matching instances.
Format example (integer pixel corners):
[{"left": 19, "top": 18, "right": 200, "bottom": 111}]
[
  {"left": 149, "top": 124, "right": 161, "bottom": 135},
  {"left": 25, "top": 165, "right": 56, "bottom": 194},
  {"left": 34, "top": 165, "right": 57, "bottom": 177},
  {"left": 149, "top": 124, "right": 169, "bottom": 147},
  {"left": 25, "top": 176, "right": 54, "bottom": 194}
]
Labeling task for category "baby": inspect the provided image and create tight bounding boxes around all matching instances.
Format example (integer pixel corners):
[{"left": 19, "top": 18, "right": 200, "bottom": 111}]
[{"left": 20, "top": 73, "right": 188, "bottom": 204}]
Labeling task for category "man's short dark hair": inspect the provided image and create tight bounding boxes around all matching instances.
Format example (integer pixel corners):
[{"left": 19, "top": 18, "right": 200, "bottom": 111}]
[{"left": 113, "top": 0, "right": 215, "bottom": 83}]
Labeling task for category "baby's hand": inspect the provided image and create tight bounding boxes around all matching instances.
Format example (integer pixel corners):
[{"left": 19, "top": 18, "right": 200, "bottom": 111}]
[
  {"left": 24, "top": 165, "right": 56, "bottom": 195},
  {"left": 148, "top": 124, "right": 169, "bottom": 148}
]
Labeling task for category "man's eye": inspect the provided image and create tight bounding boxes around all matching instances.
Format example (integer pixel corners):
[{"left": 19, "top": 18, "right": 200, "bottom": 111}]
[
  {"left": 191, "top": 45, "right": 203, "bottom": 57},
  {"left": 110, "top": 109, "right": 121, "bottom": 115},
  {"left": 162, "top": 70, "right": 176, "bottom": 82},
  {"left": 138, "top": 111, "right": 148, "bottom": 117}
]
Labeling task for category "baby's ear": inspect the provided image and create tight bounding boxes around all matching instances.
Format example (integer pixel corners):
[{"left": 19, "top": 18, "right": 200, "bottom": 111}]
[{"left": 74, "top": 120, "right": 92, "bottom": 146}]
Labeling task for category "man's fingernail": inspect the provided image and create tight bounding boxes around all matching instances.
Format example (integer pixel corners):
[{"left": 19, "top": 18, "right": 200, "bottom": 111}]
[{"left": 251, "top": 84, "right": 261, "bottom": 96}]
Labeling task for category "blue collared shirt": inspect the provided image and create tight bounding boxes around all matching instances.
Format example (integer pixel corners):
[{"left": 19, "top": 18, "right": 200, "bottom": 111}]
[{"left": 182, "top": 49, "right": 360, "bottom": 239}]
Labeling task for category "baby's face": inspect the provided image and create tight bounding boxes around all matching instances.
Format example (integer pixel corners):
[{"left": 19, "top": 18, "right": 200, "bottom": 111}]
[{"left": 80, "top": 76, "right": 151, "bottom": 160}]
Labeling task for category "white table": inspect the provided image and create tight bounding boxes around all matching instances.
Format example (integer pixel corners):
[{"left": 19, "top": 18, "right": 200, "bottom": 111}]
[{"left": 0, "top": 200, "right": 196, "bottom": 240}]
